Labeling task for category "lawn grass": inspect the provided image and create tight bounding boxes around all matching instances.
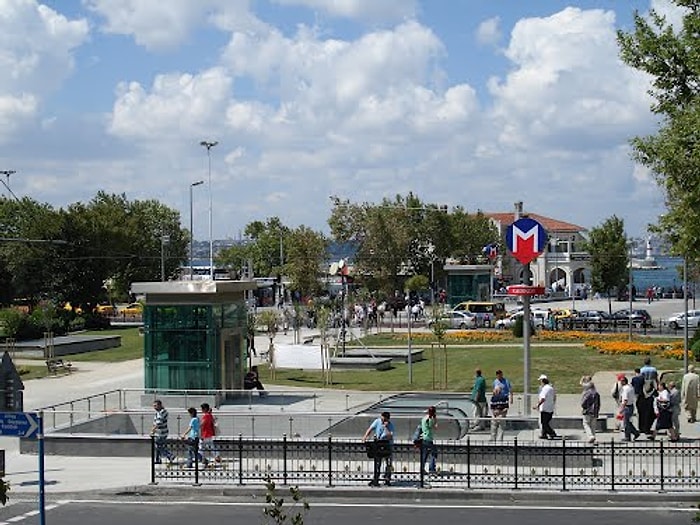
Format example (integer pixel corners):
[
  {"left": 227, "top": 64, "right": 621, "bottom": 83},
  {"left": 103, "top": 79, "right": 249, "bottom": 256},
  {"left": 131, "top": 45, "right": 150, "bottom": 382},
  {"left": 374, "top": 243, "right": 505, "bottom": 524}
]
[
  {"left": 259, "top": 343, "right": 686, "bottom": 394},
  {"left": 64, "top": 327, "right": 144, "bottom": 362}
]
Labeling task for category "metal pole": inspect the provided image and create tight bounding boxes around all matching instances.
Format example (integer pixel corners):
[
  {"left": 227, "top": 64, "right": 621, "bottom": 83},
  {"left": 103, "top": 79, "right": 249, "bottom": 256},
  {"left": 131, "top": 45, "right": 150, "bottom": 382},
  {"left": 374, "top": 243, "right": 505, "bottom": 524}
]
[
  {"left": 38, "top": 411, "right": 45, "bottom": 525},
  {"left": 684, "top": 257, "right": 689, "bottom": 372},
  {"left": 160, "top": 234, "right": 165, "bottom": 282},
  {"left": 628, "top": 240, "right": 633, "bottom": 341},
  {"left": 200, "top": 141, "right": 218, "bottom": 279},
  {"left": 523, "top": 263, "right": 531, "bottom": 414},
  {"left": 408, "top": 305, "right": 413, "bottom": 385},
  {"left": 189, "top": 180, "right": 204, "bottom": 279},
  {"left": 0, "top": 170, "right": 18, "bottom": 201}
]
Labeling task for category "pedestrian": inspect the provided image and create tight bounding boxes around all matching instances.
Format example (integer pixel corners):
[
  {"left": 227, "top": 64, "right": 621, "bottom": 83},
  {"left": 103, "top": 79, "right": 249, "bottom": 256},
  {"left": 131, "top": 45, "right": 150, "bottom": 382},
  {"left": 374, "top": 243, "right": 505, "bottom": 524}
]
[
  {"left": 362, "top": 411, "right": 394, "bottom": 487},
  {"left": 470, "top": 368, "right": 487, "bottom": 430},
  {"left": 244, "top": 365, "right": 267, "bottom": 396},
  {"left": 580, "top": 376, "right": 600, "bottom": 444},
  {"left": 490, "top": 369, "right": 513, "bottom": 442},
  {"left": 181, "top": 407, "right": 201, "bottom": 468},
  {"left": 682, "top": 365, "right": 700, "bottom": 423},
  {"left": 649, "top": 383, "right": 673, "bottom": 440},
  {"left": 420, "top": 406, "right": 438, "bottom": 476},
  {"left": 199, "top": 403, "right": 220, "bottom": 466},
  {"left": 668, "top": 381, "right": 681, "bottom": 442},
  {"left": 638, "top": 357, "right": 659, "bottom": 435},
  {"left": 618, "top": 376, "right": 640, "bottom": 442},
  {"left": 534, "top": 374, "right": 557, "bottom": 439},
  {"left": 150, "top": 399, "right": 174, "bottom": 464}
]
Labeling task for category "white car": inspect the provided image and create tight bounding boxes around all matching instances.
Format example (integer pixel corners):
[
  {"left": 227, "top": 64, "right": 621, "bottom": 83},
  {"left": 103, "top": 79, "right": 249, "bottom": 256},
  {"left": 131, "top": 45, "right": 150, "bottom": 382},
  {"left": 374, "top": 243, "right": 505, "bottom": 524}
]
[
  {"left": 496, "top": 310, "right": 549, "bottom": 330},
  {"left": 668, "top": 310, "right": 700, "bottom": 330},
  {"left": 428, "top": 310, "right": 477, "bottom": 330}
]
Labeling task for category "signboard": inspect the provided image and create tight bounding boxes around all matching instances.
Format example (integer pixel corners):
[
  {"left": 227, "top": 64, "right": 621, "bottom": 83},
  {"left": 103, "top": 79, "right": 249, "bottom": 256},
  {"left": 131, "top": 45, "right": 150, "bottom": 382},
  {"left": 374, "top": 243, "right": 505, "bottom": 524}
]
[
  {"left": 505, "top": 217, "right": 548, "bottom": 264},
  {"left": 506, "top": 285, "right": 546, "bottom": 296},
  {"left": 0, "top": 412, "right": 39, "bottom": 439}
]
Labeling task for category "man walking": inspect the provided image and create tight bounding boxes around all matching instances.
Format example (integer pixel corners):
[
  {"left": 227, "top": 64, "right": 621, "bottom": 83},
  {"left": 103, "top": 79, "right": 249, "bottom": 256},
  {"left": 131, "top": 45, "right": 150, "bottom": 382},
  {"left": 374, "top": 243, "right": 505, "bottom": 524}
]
[
  {"left": 682, "top": 365, "right": 700, "bottom": 423},
  {"left": 580, "top": 376, "right": 601, "bottom": 443},
  {"left": 534, "top": 374, "right": 557, "bottom": 439},
  {"left": 470, "top": 368, "right": 487, "bottom": 431},
  {"left": 362, "top": 411, "right": 394, "bottom": 486},
  {"left": 490, "top": 369, "right": 513, "bottom": 442},
  {"left": 151, "top": 399, "right": 174, "bottom": 464},
  {"left": 619, "top": 376, "right": 640, "bottom": 441}
]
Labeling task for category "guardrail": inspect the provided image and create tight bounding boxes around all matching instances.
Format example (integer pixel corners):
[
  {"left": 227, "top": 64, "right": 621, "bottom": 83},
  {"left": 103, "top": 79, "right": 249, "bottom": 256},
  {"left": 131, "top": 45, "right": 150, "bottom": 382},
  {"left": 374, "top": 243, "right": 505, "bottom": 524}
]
[{"left": 150, "top": 436, "right": 700, "bottom": 492}]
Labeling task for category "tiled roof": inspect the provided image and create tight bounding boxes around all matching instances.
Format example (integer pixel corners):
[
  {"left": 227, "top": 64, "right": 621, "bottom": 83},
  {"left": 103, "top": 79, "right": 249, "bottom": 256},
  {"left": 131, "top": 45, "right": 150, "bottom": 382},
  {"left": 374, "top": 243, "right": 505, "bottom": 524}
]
[{"left": 486, "top": 212, "right": 586, "bottom": 233}]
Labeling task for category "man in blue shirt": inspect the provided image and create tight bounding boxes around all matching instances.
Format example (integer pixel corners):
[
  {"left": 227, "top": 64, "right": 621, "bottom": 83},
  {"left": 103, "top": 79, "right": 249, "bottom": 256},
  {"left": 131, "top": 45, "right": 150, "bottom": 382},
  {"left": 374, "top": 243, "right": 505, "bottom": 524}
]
[{"left": 362, "top": 411, "right": 395, "bottom": 486}]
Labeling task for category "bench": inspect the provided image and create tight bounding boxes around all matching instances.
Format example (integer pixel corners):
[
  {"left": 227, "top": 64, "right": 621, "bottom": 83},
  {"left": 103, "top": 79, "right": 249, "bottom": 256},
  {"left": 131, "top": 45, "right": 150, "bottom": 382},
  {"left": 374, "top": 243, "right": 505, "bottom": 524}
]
[{"left": 46, "top": 359, "right": 72, "bottom": 374}]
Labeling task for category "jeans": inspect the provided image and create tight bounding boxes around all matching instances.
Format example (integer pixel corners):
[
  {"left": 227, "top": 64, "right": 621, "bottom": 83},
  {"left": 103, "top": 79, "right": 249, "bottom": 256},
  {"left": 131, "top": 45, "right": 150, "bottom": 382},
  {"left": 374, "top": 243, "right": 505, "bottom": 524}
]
[
  {"left": 154, "top": 435, "right": 173, "bottom": 463},
  {"left": 185, "top": 438, "right": 201, "bottom": 468},
  {"left": 421, "top": 440, "right": 437, "bottom": 473},
  {"left": 623, "top": 404, "right": 640, "bottom": 440},
  {"left": 372, "top": 454, "right": 392, "bottom": 483}
]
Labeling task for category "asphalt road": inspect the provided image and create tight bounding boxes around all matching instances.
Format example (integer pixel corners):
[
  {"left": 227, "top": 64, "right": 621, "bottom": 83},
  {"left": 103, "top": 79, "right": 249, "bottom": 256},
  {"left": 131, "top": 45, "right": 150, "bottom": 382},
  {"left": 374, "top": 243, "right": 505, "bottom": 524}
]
[{"left": 0, "top": 499, "right": 695, "bottom": 525}]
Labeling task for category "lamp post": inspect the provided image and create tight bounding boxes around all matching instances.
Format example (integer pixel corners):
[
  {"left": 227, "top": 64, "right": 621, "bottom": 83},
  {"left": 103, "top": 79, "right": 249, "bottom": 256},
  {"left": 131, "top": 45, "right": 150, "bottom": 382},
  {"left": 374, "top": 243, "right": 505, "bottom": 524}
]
[
  {"left": 160, "top": 233, "right": 169, "bottom": 282},
  {"left": 189, "top": 180, "right": 204, "bottom": 280},
  {"left": 200, "top": 141, "right": 218, "bottom": 279}
]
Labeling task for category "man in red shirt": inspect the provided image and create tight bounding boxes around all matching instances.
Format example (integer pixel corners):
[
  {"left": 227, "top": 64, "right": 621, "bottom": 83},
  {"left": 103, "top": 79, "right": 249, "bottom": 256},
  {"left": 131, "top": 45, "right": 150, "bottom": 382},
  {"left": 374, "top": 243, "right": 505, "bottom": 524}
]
[{"left": 199, "top": 403, "right": 220, "bottom": 465}]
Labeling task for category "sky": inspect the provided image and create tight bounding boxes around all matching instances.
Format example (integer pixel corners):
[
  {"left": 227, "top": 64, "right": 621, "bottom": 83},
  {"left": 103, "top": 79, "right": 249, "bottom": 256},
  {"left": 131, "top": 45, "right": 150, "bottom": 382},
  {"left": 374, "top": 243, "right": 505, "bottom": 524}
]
[{"left": 0, "top": 0, "right": 687, "bottom": 241}]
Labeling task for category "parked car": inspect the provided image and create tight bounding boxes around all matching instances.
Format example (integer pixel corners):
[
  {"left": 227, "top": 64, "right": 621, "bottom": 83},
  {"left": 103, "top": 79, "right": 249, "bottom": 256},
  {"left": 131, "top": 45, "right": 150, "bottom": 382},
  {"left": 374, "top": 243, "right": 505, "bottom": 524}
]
[
  {"left": 94, "top": 304, "right": 116, "bottom": 316},
  {"left": 667, "top": 310, "right": 700, "bottom": 330},
  {"left": 611, "top": 309, "right": 652, "bottom": 327},
  {"left": 573, "top": 310, "right": 611, "bottom": 328},
  {"left": 495, "top": 310, "right": 548, "bottom": 330},
  {"left": 120, "top": 302, "right": 143, "bottom": 316},
  {"left": 428, "top": 311, "right": 477, "bottom": 330}
]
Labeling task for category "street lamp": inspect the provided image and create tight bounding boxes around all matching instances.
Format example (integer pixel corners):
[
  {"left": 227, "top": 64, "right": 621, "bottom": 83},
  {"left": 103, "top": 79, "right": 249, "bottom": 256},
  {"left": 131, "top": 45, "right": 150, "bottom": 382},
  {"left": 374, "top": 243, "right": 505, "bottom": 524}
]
[
  {"left": 200, "top": 140, "right": 218, "bottom": 280},
  {"left": 160, "top": 233, "right": 170, "bottom": 282},
  {"left": 189, "top": 180, "right": 205, "bottom": 280}
]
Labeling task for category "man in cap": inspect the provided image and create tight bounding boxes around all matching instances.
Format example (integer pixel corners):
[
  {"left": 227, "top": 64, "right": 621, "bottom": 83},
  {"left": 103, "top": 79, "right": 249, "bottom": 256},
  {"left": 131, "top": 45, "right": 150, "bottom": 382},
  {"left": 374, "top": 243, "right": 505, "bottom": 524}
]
[
  {"left": 534, "top": 374, "right": 557, "bottom": 439},
  {"left": 682, "top": 364, "right": 700, "bottom": 423}
]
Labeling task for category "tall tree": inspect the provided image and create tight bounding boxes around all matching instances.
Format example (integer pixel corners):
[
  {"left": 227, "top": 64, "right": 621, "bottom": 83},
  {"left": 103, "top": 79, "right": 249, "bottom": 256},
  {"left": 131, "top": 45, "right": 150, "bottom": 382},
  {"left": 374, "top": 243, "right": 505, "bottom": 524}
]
[
  {"left": 244, "top": 217, "right": 290, "bottom": 278},
  {"left": 586, "top": 215, "right": 629, "bottom": 312},
  {"left": 618, "top": 2, "right": 700, "bottom": 258},
  {"left": 284, "top": 226, "right": 328, "bottom": 298}
]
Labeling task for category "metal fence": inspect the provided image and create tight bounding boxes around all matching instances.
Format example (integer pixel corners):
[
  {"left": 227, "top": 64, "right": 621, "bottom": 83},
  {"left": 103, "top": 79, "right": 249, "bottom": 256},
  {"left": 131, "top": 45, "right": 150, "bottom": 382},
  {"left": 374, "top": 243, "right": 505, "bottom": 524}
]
[{"left": 150, "top": 436, "right": 700, "bottom": 492}]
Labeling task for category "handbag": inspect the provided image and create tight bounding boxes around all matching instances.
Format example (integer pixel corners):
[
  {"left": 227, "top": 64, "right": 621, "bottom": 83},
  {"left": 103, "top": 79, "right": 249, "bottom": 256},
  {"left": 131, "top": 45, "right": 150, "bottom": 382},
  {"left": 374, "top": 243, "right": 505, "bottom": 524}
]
[{"left": 365, "top": 439, "right": 391, "bottom": 459}]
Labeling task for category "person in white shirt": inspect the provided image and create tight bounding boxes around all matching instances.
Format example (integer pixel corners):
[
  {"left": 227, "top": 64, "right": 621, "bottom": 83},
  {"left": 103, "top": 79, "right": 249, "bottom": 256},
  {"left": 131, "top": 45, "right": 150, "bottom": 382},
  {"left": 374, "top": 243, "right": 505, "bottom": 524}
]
[
  {"left": 534, "top": 374, "right": 557, "bottom": 440},
  {"left": 619, "top": 376, "right": 640, "bottom": 441}
]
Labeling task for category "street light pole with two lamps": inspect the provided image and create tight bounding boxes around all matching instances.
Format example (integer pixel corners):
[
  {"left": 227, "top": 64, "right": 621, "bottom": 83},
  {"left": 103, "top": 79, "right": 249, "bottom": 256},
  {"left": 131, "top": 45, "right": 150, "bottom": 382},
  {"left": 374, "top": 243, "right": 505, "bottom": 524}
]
[
  {"left": 189, "top": 180, "right": 205, "bottom": 280},
  {"left": 200, "top": 141, "right": 218, "bottom": 280}
]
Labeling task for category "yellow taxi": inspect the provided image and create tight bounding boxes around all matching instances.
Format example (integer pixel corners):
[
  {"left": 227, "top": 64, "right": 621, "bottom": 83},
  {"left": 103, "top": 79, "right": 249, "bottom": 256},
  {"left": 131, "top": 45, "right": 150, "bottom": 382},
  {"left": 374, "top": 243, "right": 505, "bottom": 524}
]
[{"left": 120, "top": 302, "right": 143, "bottom": 316}]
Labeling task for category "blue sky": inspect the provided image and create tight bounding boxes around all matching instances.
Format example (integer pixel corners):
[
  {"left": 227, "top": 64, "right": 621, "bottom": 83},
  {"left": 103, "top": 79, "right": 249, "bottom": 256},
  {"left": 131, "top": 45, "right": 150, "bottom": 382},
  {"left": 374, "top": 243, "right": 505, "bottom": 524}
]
[{"left": 0, "top": 0, "right": 685, "bottom": 240}]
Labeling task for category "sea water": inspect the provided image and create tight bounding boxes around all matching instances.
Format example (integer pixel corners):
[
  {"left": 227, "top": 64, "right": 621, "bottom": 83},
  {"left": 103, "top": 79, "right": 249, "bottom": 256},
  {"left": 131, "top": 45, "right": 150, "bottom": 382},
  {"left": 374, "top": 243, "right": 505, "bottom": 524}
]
[{"left": 632, "top": 255, "right": 686, "bottom": 292}]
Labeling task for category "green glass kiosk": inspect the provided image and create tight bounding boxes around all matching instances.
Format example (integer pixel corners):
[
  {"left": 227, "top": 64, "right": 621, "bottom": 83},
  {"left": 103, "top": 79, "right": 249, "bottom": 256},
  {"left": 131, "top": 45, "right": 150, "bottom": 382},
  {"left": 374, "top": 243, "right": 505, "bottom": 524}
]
[{"left": 131, "top": 280, "right": 257, "bottom": 396}]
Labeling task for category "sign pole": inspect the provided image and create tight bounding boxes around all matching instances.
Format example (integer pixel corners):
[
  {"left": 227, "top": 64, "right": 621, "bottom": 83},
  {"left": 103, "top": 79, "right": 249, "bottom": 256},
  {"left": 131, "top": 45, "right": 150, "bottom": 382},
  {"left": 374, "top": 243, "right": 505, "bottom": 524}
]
[
  {"left": 38, "top": 410, "right": 45, "bottom": 525},
  {"left": 522, "top": 264, "right": 531, "bottom": 415}
]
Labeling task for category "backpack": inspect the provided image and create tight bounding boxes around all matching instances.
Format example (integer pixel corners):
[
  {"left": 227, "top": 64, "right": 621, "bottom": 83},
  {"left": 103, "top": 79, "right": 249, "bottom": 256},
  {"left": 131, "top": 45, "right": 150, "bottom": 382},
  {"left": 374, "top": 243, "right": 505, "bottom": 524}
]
[
  {"left": 642, "top": 371, "right": 658, "bottom": 398},
  {"left": 411, "top": 423, "right": 423, "bottom": 447}
]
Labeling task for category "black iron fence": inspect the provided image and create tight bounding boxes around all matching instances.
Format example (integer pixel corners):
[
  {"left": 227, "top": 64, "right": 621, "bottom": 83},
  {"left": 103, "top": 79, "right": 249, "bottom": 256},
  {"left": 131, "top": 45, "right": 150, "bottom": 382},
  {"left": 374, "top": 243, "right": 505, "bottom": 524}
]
[{"left": 151, "top": 436, "right": 700, "bottom": 492}]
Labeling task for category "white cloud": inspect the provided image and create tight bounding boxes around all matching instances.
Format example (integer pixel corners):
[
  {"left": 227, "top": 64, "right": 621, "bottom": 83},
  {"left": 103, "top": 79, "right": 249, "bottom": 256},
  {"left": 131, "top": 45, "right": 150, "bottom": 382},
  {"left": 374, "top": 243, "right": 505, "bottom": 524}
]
[
  {"left": 0, "top": 0, "right": 88, "bottom": 142},
  {"left": 488, "top": 7, "right": 655, "bottom": 151},
  {"left": 476, "top": 16, "right": 502, "bottom": 47},
  {"left": 271, "top": 0, "right": 417, "bottom": 23},
  {"left": 109, "top": 67, "right": 233, "bottom": 140},
  {"left": 84, "top": 0, "right": 256, "bottom": 51}
]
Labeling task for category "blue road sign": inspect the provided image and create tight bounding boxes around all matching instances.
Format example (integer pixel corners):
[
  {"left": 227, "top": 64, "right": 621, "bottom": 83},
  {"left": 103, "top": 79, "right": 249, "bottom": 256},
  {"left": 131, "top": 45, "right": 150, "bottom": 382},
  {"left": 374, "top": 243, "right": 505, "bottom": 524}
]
[
  {"left": 505, "top": 217, "right": 548, "bottom": 264},
  {"left": 0, "top": 412, "right": 39, "bottom": 439}
]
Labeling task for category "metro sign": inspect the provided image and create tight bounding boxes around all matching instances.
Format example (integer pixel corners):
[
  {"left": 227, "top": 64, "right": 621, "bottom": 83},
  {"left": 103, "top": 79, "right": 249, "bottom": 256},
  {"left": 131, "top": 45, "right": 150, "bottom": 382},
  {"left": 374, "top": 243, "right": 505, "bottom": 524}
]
[{"left": 505, "top": 217, "right": 548, "bottom": 265}]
